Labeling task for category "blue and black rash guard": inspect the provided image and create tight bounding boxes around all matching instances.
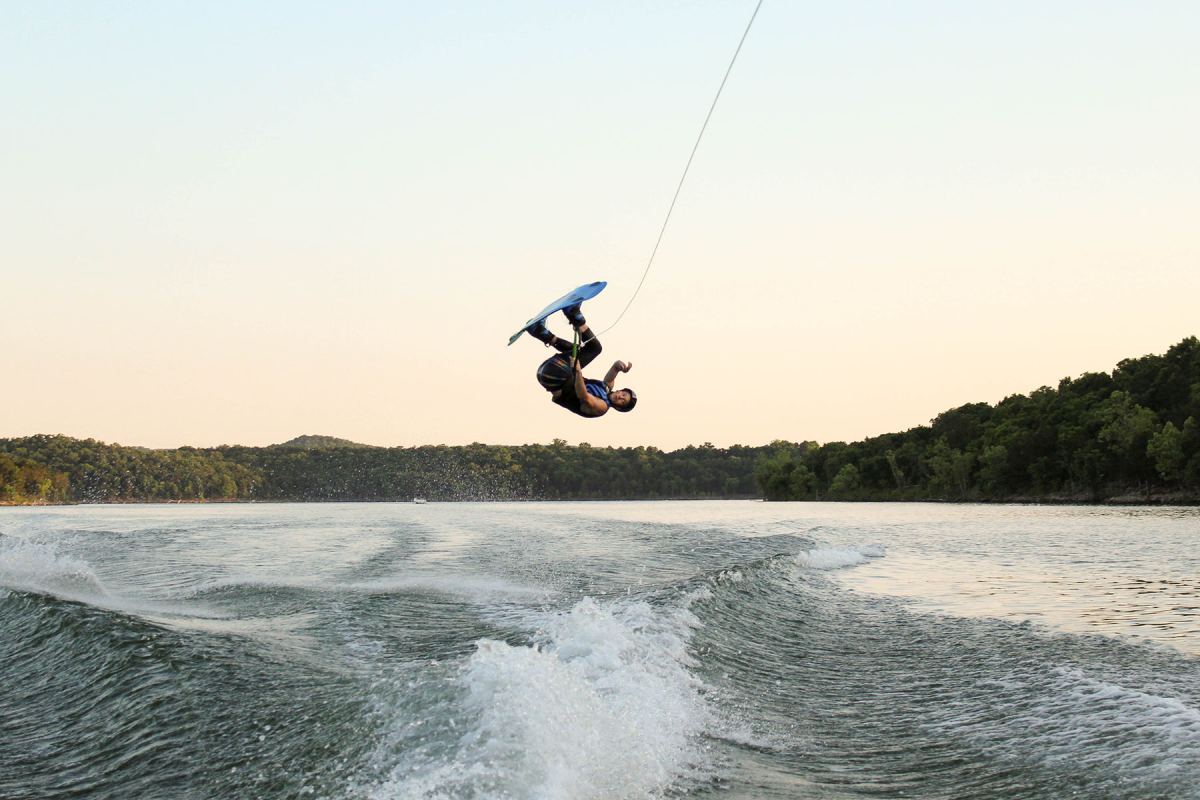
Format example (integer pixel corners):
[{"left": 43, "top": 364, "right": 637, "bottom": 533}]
[
  {"left": 552, "top": 378, "right": 610, "bottom": 416},
  {"left": 585, "top": 379, "right": 610, "bottom": 406}
]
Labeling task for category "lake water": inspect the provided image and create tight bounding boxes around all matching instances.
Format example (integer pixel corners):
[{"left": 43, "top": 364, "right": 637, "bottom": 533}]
[{"left": 2, "top": 502, "right": 1198, "bottom": 799}]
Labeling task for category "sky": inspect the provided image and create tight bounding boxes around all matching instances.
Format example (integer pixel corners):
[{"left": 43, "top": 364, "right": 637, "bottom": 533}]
[{"left": 3, "top": 1, "right": 1198, "bottom": 451}]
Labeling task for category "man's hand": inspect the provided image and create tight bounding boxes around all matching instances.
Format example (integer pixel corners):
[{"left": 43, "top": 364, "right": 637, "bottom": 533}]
[{"left": 604, "top": 359, "right": 632, "bottom": 390}]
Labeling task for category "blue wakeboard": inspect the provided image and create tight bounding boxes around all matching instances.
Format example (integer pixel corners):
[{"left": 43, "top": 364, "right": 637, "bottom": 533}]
[{"left": 507, "top": 281, "right": 606, "bottom": 345}]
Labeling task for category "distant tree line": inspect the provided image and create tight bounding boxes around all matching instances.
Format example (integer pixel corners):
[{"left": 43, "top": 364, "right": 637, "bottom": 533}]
[
  {"left": 0, "top": 436, "right": 762, "bottom": 504},
  {"left": 0, "top": 454, "right": 70, "bottom": 503},
  {"left": 2, "top": 337, "right": 1197, "bottom": 505},
  {"left": 0, "top": 437, "right": 261, "bottom": 503},
  {"left": 756, "top": 336, "right": 1200, "bottom": 502}
]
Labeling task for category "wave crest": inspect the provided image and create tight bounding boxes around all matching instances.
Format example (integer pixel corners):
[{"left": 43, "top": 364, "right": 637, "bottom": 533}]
[
  {"left": 0, "top": 537, "right": 108, "bottom": 599},
  {"left": 793, "top": 544, "right": 886, "bottom": 571},
  {"left": 372, "top": 596, "right": 713, "bottom": 799}
]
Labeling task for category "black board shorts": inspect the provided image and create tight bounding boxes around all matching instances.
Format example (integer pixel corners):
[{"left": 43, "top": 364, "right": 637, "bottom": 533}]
[
  {"left": 537, "top": 353, "right": 574, "bottom": 392},
  {"left": 533, "top": 326, "right": 601, "bottom": 395}
]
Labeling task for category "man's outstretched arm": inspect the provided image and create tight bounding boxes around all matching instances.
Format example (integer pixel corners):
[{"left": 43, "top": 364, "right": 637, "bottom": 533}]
[{"left": 604, "top": 360, "right": 632, "bottom": 390}]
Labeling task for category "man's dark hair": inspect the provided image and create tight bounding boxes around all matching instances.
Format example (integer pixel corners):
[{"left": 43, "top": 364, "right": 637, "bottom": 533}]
[{"left": 614, "top": 388, "right": 637, "bottom": 412}]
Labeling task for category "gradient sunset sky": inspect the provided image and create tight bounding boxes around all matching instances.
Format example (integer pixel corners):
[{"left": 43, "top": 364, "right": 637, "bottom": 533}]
[{"left": 4, "top": 1, "right": 1198, "bottom": 450}]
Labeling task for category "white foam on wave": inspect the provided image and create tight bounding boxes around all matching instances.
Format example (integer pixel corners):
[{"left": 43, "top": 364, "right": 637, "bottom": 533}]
[
  {"left": 350, "top": 574, "right": 551, "bottom": 602},
  {"left": 1025, "top": 668, "right": 1200, "bottom": 774},
  {"left": 793, "top": 544, "right": 886, "bottom": 571},
  {"left": 0, "top": 537, "right": 109, "bottom": 599},
  {"left": 0, "top": 536, "right": 222, "bottom": 621},
  {"left": 938, "top": 666, "right": 1200, "bottom": 780},
  {"left": 371, "top": 595, "right": 715, "bottom": 799},
  {"left": 190, "top": 572, "right": 550, "bottom": 604}
]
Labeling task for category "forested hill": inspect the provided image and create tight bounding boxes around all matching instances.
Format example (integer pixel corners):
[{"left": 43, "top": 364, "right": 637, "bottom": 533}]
[
  {"left": 757, "top": 336, "right": 1200, "bottom": 502},
  {"left": 2, "top": 336, "right": 1198, "bottom": 505},
  {"left": 275, "top": 435, "right": 374, "bottom": 450},
  {"left": 0, "top": 436, "right": 763, "bottom": 504}
]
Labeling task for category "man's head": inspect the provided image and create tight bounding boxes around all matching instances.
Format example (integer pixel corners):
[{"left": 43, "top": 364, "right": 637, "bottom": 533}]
[{"left": 610, "top": 388, "right": 637, "bottom": 412}]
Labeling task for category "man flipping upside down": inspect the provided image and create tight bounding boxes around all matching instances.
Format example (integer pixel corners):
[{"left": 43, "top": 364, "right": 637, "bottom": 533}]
[{"left": 527, "top": 303, "right": 637, "bottom": 418}]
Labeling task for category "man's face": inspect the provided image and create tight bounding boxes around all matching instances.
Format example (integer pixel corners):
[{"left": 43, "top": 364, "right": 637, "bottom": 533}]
[{"left": 610, "top": 389, "right": 634, "bottom": 410}]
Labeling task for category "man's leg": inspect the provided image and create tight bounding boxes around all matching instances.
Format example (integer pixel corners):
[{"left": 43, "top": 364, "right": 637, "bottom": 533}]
[
  {"left": 527, "top": 321, "right": 574, "bottom": 355},
  {"left": 563, "top": 305, "right": 603, "bottom": 368}
]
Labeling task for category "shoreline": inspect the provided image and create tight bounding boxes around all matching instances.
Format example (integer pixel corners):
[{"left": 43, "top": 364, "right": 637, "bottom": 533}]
[{"left": 4, "top": 495, "right": 1198, "bottom": 508}]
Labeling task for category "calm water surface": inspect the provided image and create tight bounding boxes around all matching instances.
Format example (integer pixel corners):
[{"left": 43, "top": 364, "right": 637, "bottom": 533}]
[{"left": 1, "top": 502, "right": 1198, "bottom": 799}]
